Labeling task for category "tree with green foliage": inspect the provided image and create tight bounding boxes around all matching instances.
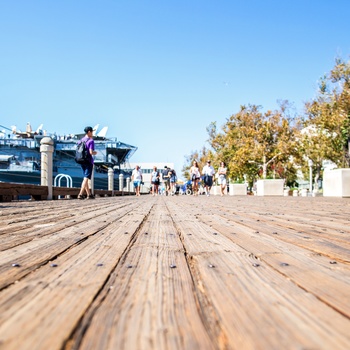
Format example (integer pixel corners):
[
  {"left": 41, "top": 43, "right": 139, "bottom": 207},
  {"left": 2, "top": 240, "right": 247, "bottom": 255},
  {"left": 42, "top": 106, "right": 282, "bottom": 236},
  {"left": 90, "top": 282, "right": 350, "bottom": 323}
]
[
  {"left": 299, "top": 57, "right": 350, "bottom": 189},
  {"left": 182, "top": 146, "right": 215, "bottom": 180},
  {"left": 182, "top": 58, "right": 350, "bottom": 191},
  {"left": 207, "top": 103, "right": 299, "bottom": 186}
]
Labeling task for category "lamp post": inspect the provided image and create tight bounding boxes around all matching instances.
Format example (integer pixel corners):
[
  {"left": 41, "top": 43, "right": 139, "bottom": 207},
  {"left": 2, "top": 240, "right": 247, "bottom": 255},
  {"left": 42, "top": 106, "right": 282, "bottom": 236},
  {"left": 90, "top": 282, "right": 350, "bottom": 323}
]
[{"left": 308, "top": 159, "right": 313, "bottom": 193}]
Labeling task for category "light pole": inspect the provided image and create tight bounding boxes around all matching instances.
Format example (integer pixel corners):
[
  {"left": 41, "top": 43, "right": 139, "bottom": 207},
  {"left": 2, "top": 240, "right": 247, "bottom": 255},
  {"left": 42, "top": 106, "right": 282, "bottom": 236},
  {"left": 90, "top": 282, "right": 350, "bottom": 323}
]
[{"left": 308, "top": 159, "right": 313, "bottom": 193}]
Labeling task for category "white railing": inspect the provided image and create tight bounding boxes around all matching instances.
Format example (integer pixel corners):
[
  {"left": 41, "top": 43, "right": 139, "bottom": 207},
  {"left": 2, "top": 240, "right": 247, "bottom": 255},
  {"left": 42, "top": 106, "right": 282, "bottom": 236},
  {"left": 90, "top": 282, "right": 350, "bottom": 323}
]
[{"left": 54, "top": 174, "right": 73, "bottom": 199}]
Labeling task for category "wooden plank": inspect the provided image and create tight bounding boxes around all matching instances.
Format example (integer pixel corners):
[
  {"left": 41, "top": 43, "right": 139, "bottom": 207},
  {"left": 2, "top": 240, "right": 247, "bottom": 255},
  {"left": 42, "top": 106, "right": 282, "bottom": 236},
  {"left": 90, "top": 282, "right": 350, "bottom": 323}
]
[
  {"left": 0, "top": 196, "right": 349, "bottom": 349},
  {"left": 67, "top": 199, "right": 213, "bottom": 350},
  {"left": 0, "top": 198, "right": 140, "bottom": 288},
  {"left": 165, "top": 197, "right": 350, "bottom": 349},
  {"left": 195, "top": 213, "right": 350, "bottom": 317},
  {"left": 0, "top": 199, "right": 115, "bottom": 249},
  {"left": 219, "top": 201, "right": 350, "bottom": 245},
  {"left": 0, "top": 182, "right": 48, "bottom": 196},
  {"left": 0, "top": 182, "right": 129, "bottom": 201},
  {"left": 172, "top": 197, "right": 350, "bottom": 297},
  {"left": 206, "top": 197, "right": 350, "bottom": 261},
  {"left": 0, "top": 198, "right": 154, "bottom": 350}
]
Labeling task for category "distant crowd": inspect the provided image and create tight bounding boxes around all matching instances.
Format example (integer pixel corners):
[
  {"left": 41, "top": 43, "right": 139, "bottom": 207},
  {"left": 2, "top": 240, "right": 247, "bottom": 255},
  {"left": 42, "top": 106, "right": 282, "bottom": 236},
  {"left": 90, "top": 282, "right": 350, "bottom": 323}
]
[
  {"left": 131, "top": 160, "right": 227, "bottom": 197},
  {"left": 76, "top": 125, "right": 227, "bottom": 199}
]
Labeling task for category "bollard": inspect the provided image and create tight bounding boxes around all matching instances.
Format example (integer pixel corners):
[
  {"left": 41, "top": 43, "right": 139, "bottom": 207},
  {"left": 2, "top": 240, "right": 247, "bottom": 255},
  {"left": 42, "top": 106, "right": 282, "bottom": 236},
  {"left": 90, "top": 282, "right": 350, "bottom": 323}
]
[
  {"left": 119, "top": 173, "right": 124, "bottom": 195},
  {"left": 108, "top": 168, "right": 114, "bottom": 192},
  {"left": 40, "top": 137, "right": 54, "bottom": 200},
  {"left": 126, "top": 177, "right": 130, "bottom": 195}
]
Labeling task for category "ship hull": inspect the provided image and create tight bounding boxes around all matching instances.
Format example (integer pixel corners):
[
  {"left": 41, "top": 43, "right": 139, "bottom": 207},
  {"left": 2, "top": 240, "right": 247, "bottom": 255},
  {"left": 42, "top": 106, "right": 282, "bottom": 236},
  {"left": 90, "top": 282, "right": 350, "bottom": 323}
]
[{"left": 0, "top": 170, "right": 42, "bottom": 185}]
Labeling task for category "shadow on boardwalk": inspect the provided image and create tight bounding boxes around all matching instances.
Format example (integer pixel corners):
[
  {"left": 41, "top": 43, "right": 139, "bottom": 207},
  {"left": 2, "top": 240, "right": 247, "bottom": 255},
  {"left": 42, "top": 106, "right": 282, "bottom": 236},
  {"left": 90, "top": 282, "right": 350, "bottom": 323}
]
[{"left": 0, "top": 195, "right": 350, "bottom": 349}]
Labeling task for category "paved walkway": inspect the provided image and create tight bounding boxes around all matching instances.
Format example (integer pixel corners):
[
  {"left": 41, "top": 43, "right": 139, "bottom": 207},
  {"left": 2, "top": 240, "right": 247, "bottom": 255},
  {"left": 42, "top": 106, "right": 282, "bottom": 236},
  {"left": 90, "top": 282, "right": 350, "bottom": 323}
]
[{"left": 0, "top": 195, "right": 350, "bottom": 349}]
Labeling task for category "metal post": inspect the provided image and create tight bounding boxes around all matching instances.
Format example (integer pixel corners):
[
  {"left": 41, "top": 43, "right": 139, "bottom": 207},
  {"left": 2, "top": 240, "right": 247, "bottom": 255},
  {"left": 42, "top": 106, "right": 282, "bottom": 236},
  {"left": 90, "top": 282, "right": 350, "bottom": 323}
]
[
  {"left": 40, "top": 137, "right": 54, "bottom": 200},
  {"left": 119, "top": 173, "right": 124, "bottom": 195}
]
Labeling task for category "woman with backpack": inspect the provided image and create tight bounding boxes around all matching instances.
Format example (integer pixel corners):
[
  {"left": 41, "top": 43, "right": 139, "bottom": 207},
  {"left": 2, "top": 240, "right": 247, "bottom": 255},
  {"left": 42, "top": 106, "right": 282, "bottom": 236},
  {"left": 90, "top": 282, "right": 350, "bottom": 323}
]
[
  {"left": 169, "top": 168, "right": 177, "bottom": 195},
  {"left": 77, "top": 126, "right": 97, "bottom": 200}
]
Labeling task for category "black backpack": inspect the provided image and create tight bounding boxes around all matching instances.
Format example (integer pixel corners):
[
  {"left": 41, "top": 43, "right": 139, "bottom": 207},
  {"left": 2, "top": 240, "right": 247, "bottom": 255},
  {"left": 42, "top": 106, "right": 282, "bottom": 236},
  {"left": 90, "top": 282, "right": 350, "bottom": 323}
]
[{"left": 75, "top": 140, "right": 89, "bottom": 164}]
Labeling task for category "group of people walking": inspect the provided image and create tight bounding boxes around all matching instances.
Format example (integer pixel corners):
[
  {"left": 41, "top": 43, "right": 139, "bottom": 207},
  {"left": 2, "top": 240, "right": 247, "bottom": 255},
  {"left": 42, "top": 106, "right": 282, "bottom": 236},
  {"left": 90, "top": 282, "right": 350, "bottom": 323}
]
[
  {"left": 76, "top": 126, "right": 227, "bottom": 198},
  {"left": 132, "top": 165, "right": 178, "bottom": 196},
  {"left": 150, "top": 165, "right": 177, "bottom": 196},
  {"left": 132, "top": 160, "right": 227, "bottom": 197},
  {"left": 190, "top": 160, "right": 227, "bottom": 196}
]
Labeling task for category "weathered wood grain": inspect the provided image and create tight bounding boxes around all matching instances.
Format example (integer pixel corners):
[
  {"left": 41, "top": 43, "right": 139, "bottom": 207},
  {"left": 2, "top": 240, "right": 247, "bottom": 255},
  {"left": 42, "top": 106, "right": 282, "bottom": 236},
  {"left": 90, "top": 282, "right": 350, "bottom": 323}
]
[
  {"left": 0, "top": 195, "right": 349, "bottom": 350},
  {"left": 0, "top": 199, "right": 141, "bottom": 288},
  {"left": 0, "top": 198, "right": 153, "bottom": 350},
  {"left": 68, "top": 201, "right": 213, "bottom": 350},
  {"left": 166, "top": 198, "right": 350, "bottom": 349}
]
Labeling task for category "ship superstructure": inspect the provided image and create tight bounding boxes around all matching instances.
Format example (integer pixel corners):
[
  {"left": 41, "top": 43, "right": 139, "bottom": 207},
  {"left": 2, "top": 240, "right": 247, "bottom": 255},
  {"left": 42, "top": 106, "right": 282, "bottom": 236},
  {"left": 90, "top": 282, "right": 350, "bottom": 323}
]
[{"left": 0, "top": 124, "right": 137, "bottom": 189}]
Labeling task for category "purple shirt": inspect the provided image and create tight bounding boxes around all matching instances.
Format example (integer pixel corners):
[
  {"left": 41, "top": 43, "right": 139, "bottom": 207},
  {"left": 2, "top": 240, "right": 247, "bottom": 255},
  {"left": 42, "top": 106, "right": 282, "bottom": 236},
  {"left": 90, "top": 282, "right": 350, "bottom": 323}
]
[{"left": 82, "top": 136, "right": 95, "bottom": 165}]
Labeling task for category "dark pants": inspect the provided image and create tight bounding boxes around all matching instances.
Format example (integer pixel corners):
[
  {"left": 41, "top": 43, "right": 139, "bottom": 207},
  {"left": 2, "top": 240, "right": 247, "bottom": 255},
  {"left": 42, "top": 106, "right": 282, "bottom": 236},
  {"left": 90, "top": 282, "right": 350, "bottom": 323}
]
[
  {"left": 81, "top": 163, "right": 93, "bottom": 179},
  {"left": 204, "top": 175, "right": 213, "bottom": 187}
]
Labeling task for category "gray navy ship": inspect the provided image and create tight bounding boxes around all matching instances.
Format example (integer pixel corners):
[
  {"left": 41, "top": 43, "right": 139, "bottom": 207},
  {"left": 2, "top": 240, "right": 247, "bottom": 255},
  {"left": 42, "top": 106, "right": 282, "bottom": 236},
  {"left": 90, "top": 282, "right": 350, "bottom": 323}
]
[{"left": 0, "top": 123, "right": 137, "bottom": 190}]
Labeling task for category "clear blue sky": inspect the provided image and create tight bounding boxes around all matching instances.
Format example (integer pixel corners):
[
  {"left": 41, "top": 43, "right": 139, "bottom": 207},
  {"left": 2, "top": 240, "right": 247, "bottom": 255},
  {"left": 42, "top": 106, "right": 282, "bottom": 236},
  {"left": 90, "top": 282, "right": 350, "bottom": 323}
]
[{"left": 1, "top": 0, "right": 349, "bottom": 175}]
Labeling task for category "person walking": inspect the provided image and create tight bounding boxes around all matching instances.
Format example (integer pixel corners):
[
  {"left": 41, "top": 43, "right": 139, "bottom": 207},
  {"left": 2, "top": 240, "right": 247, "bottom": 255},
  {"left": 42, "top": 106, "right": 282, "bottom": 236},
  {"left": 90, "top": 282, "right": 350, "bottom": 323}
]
[
  {"left": 162, "top": 166, "right": 171, "bottom": 196},
  {"left": 217, "top": 161, "right": 227, "bottom": 196},
  {"left": 190, "top": 160, "right": 201, "bottom": 196},
  {"left": 169, "top": 168, "right": 177, "bottom": 195},
  {"left": 77, "top": 126, "right": 97, "bottom": 200},
  {"left": 202, "top": 160, "right": 215, "bottom": 196},
  {"left": 132, "top": 165, "right": 143, "bottom": 196},
  {"left": 151, "top": 166, "right": 160, "bottom": 196}
]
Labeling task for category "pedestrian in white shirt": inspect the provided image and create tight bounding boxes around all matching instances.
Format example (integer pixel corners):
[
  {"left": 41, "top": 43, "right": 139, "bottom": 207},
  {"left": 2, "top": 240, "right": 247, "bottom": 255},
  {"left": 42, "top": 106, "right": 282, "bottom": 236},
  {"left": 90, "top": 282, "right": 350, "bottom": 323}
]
[
  {"left": 202, "top": 160, "right": 215, "bottom": 196},
  {"left": 132, "top": 165, "right": 143, "bottom": 196}
]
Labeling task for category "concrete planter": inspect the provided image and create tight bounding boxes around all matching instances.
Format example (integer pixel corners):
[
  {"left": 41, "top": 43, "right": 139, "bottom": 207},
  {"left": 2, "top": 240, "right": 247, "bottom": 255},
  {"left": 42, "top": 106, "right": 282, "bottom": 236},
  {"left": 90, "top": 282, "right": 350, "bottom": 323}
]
[
  {"left": 229, "top": 183, "right": 247, "bottom": 196},
  {"left": 256, "top": 179, "right": 284, "bottom": 196},
  {"left": 323, "top": 169, "right": 350, "bottom": 197},
  {"left": 300, "top": 188, "right": 308, "bottom": 197}
]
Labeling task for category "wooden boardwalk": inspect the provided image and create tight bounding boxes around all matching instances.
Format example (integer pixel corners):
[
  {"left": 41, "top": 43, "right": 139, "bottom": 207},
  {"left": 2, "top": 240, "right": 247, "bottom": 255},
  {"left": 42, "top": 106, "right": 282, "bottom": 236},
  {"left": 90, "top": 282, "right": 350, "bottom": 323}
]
[{"left": 0, "top": 195, "right": 350, "bottom": 350}]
